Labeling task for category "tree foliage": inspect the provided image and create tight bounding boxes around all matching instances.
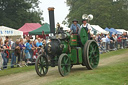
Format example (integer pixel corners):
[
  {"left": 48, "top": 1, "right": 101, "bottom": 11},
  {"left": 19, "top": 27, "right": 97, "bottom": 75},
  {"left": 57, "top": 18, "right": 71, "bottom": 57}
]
[
  {"left": 0, "top": 0, "right": 43, "bottom": 29},
  {"left": 66, "top": 0, "right": 128, "bottom": 30}
]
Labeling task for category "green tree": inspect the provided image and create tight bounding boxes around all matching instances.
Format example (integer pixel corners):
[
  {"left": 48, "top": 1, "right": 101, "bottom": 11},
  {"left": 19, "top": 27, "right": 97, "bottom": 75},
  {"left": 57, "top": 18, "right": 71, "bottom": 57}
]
[
  {"left": 66, "top": 0, "right": 128, "bottom": 30},
  {"left": 0, "top": 0, "right": 43, "bottom": 29}
]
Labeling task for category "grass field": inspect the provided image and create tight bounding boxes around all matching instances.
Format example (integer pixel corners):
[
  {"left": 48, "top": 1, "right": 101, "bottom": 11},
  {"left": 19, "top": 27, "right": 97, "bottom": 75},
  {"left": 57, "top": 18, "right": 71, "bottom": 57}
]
[
  {"left": 100, "top": 48, "right": 128, "bottom": 59},
  {"left": 0, "top": 66, "right": 34, "bottom": 77},
  {"left": 46, "top": 59, "right": 128, "bottom": 85},
  {"left": 45, "top": 49, "right": 128, "bottom": 85},
  {"left": 0, "top": 49, "right": 128, "bottom": 85}
]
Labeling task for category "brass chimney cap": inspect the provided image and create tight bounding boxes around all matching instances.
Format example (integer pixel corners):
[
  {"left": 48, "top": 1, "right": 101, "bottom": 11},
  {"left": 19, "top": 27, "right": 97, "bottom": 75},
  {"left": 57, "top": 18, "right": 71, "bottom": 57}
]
[{"left": 48, "top": 7, "right": 55, "bottom": 11}]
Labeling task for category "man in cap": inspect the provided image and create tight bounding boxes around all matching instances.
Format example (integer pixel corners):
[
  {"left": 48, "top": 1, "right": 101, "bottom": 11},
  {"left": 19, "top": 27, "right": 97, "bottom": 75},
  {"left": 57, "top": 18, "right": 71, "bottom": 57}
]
[
  {"left": 81, "top": 19, "right": 92, "bottom": 40},
  {"left": 70, "top": 19, "right": 80, "bottom": 34}
]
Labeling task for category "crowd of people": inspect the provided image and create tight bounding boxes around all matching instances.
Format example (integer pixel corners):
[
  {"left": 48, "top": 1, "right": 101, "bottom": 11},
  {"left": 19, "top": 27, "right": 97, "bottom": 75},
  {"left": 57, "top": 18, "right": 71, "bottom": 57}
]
[
  {"left": 94, "top": 32, "right": 128, "bottom": 53},
  {"left": 0, "top": 35, "right": 47, "bottom": 70}
]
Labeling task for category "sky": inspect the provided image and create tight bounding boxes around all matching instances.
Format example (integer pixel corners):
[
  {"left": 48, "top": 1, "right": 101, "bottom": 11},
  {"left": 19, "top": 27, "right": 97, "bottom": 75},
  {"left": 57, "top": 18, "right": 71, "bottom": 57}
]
[{"left": 39, "top": 0, "right": 69, "bottom": 24}]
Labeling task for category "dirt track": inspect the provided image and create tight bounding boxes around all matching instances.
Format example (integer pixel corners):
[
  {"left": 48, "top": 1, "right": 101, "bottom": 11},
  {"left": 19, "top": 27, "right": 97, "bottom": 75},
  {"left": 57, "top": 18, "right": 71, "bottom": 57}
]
[{"left": 0, "top": 51, "right": 128, "bottom": 85}]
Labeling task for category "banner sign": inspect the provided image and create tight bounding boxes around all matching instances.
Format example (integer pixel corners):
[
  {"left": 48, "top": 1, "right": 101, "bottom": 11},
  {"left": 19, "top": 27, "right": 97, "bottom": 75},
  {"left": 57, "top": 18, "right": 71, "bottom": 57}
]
[{"left": 0, "top": 30, "right": 13, "bottom": 35}]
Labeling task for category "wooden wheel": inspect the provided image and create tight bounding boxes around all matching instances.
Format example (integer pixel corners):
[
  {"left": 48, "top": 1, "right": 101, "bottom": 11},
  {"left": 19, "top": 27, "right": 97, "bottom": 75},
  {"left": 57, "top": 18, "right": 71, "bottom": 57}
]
[
  {"left": 58, "top": 54, "right": 71, "bottom": 77},
  {"left": 35, "top": 54, "right": 49, "bottom": 77}
]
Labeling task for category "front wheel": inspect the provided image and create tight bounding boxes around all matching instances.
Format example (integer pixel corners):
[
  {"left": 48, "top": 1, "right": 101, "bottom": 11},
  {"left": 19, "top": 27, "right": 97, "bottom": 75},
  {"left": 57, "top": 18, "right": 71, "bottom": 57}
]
[
  {"left": 58, "top": 54, "right": 71, "bottom": 77},
  {"left": 35, "top": 54, "right": 49, "bottom": 77}
]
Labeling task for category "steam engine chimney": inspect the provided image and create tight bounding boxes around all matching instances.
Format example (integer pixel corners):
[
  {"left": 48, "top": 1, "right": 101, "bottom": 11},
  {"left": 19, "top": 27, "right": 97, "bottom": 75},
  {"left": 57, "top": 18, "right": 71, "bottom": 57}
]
[{"left": 48, "top": 7, "right": 55, "bottom": 35}]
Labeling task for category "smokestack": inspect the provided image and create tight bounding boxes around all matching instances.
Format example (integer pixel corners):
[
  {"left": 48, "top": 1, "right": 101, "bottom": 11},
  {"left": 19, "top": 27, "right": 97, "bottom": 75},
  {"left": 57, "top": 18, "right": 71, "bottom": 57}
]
[{"left": 48, "top": 7, "right": 55, "bottom": 35}]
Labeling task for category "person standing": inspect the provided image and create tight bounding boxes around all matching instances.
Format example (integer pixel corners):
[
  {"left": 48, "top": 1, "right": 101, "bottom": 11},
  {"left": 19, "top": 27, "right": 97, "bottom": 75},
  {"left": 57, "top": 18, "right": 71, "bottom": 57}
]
[
  {"left": 122, "top": 32, "right": 127, "bottom": 48},
  {"left": 106, "top": 34, "right": 110, "bottom": 52},
  {"left": 36, "top": 38, "right": 43, "bottom": 47},
  {"left": 19, "top": 38, "right": 25, "bottom": 66},
  {"left": 42, "top": 31, "right": 46, "bottom": 40},
  {"left": 114, "top": 34, "right": 118, "bottom": 50},
  {"left": 0, "top": 38, "right": 3, "bottom": 70},
  {"left": 81, "top": 19, "right": 92, "bottom": 40},
  {"left": 101, "top": 35, "right": 107, "bottom": 52},
  {"left": 11, "top": 39, "right": 21, "bottom": 67},
  {"left": 3, "top": 40, "right": 11, "bottom": 69},
  {"left": 25, "top": 40, "right": 32, "bottom": 64},
  {"left": 117, "top": 35, "right": 122, "bottom": 49},
  {"left": 97, "top": 34, "right": 102, "bottom": 47},
  {"left": 110, "top": 34, "right": 115, "bottom": 50},
  {"left": 70, "top": 19, "right": 80, "bottom": 34}
]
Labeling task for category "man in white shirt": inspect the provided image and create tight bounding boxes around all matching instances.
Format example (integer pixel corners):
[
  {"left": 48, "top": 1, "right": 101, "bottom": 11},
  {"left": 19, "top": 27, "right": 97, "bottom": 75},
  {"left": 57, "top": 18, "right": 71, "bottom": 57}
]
[
  {"left": 80, "top": 19, "right": 92, "bottom": 40},
  {"left": 101, "top": 36, "right": 106, "bottom": 52}
]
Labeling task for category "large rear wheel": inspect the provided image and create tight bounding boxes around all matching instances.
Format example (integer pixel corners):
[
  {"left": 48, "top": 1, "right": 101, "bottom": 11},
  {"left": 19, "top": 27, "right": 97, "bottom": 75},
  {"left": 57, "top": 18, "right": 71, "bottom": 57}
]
[
  {"left": 58, "top": 54, "right": 71, "bottom": 77},
  {"left": 35, "top": 54, "right": 49, "bottom": 77},
  {"left": 83, "top": 40, "right": 100, "bottom": 69}
]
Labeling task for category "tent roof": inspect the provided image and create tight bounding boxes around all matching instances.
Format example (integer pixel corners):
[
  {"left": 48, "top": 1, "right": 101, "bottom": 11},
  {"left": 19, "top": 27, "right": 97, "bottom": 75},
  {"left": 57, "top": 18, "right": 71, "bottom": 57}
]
[
  {"left": 116, "top": 29, "right": 126, "bottom": 34},
  {"left": 109, "top": 28, "right": 117, "bottom": 33},
  {"left": 91, "top": 25, "right": 109, "bottom": 34},
  {"left": 110, "top": 28, "right": 122, "bottom": 34},
  {"left": 29, "top": 23, "right": 50, "bottom": 35},
  {"left": 105, "top": 28, "right": 110, "bottom": 31},
  {"left": 18, "top": 23, "right": 41, "bottom": 35},
  {"left": 0, "top": 26, "right": 23, "bottom": 36}
]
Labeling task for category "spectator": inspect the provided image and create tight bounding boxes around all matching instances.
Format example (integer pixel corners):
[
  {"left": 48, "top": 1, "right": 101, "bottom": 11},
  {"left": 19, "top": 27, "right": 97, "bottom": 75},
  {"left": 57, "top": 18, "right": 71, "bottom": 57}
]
[
  {"left": 32, "top": 40, "right": 38, "bottom": 59},
  {"left": 23, "top": 36, "right": 27, "bottom": 44},
  {"left": 122, "top": 32, "right": 127, "bottom": 48},
  {"left": 11, "top": 39, "right": 21, "bottom": 67},
  {"left": 32, "top": 40, "right": 37, "bottom": 48},
  {"left": 29, "top": 40, "right": 34, "bottom": 61},
  {"left": 3, "top": 40, "right": 11, "bottom": 69},
  {"left": 0, "top": 38, "right": 3, "bottom": 70},
  {"left": 35, "top": 35, "right": 39, "bottom": 42},
  {"left": 97, "top": 34, "right": 102, "bottom": 46},
  {"left": 110, "top": 34, "right": 115, "bottom": 50},
  {"left": 36, "top": 38, "right": 43, "bottom": 47},
  {"left": 101, "top": 35, "right": 106, "bottom": 52},
  {"left": 11, "top": 41, "right": 16, "bottom": 68},
  {"left": 19, "top": 38, "right": 26, "bottom": 66},
  {"left": 117, "top": 35, "right": 122, "bottom": 49},
  {"left": 42, "top": 31, "right": 46, "bottom": 40},
  {"left": 25, "top": 40, "right": 32, "bottom": 64},
  {"left": 106, "top": 34, "right": 110, "bottom": 51},
  {"left": 5, "top": 36, "right": 11, "bottom": 47},
  {"left": 114, "top": 34, "right": 118, "bottom": 50}
]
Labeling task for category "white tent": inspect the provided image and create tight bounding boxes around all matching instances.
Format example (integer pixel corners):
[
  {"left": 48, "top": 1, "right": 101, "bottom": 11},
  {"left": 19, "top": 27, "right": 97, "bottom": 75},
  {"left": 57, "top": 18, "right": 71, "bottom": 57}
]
[
  {"left": 116, "top": 29, "right": 126, "bottom": 34},
  {"left": 0, "top": 26, "right": 23, "bottom": 42},
  {"left": 91, "top": 25, "right": 109, "bottom": 34}
]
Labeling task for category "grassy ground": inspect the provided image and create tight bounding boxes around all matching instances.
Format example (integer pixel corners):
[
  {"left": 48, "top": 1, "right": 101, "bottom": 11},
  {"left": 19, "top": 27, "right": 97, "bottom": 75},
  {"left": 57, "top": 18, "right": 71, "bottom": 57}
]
[
  {"left": 100, "top": 48, "right": 128, "bottom": 59},
  {"left": 0, "top": 66, "right": 34, "bottom": 77},
  {"left": 45, "top": 49, "right": 128, "bottom": 85},
  {"left": 45, "top": 61, "right": 128, "bottom": 85}
]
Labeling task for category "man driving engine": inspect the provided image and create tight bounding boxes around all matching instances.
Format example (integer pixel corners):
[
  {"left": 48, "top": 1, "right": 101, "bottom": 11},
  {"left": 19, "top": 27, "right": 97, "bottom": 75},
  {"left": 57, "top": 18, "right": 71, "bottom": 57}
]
[{"left": 70, "top": 19, "right": 80, "bottom": 34}]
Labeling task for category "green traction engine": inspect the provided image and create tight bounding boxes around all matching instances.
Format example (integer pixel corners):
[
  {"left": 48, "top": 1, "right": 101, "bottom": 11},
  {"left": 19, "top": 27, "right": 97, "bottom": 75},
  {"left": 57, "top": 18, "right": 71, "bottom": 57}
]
[{"left": 35, "top": 7, "right": 100, "bottom": 77}]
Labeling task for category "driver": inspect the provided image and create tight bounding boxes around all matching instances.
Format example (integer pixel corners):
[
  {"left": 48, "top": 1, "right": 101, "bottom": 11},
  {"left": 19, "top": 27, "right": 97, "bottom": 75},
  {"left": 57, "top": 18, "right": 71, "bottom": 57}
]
[
  {"left": 81, "top": 19, "right": 92, "bottom": 40},
  {"left": 70, "top": 19, "right": 80, "bottom": 34}
]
